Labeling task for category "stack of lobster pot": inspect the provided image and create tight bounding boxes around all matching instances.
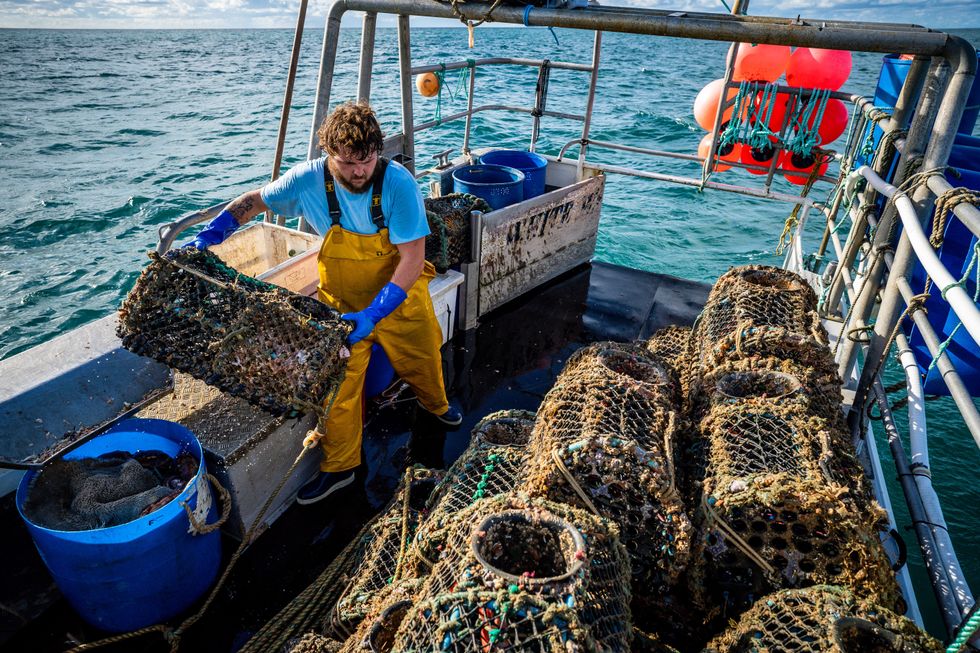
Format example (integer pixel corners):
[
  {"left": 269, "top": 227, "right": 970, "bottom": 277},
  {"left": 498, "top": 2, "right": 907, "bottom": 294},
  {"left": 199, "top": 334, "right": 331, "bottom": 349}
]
[
  {"left": 682, "top": 265, "right": 901, "bottom": 618},
  {"left": 387, "top": 494, "right": 633, "bottom": 652},
  {"left": 409, "top": 410, "right": 536, "bottom": 575},
  {"left": 326, "top": 467, "right": 442, "bottom": 640},
  {"left": 704, "top": 585, "right": 941, "bottom": 653},
  {"left": 519, "top": 342, "right": 692, "bottom": 629}
]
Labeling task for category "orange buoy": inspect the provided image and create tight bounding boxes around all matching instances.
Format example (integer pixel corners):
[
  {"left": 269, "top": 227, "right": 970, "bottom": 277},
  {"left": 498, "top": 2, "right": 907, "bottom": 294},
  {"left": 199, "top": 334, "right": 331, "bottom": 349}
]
[
  {"left": 783, "top": 151, "right": 829, "bottom": 185},
  {"left": 740, "top": 140, "right": 780, "bottom": 175},
  {"left": 786, "top": 48, "right": 852, "bottom": 90},
  {"left": 698, "top": 133, "right": 740, "bottom": 172},
  {"left": 733, "top": 43, "right": 791, "bottom": 82},
  {"left": 694, "top": 79, "right": 739, "bottom": 131},
  {"left": 416, "top": 72, "right": 440, "bottom": 97},
  {"left": 756, "top": 91, "right": 794, "bottom": 133}
]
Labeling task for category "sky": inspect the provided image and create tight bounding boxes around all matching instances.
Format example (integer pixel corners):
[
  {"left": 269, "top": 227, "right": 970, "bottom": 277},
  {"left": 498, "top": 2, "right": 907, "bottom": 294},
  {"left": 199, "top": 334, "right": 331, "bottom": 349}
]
[{"left": 0, "top": 0, "right": 977, "bottom": 30}]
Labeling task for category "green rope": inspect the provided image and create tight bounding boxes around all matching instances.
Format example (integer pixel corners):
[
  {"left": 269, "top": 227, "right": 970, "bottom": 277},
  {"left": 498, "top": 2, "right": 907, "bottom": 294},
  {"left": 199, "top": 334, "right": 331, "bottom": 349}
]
[
  {"left": 947, "top": 609, "right": 980, "bottom": 653},
  {"left": 927, "top": 241, "right": 980, "bottom": 375},
  {"left": 786, "top": 88, "right": 830, "bottom": 157},
  {"left": 432, "top": 62, "right": 470, "bottom": 126}
]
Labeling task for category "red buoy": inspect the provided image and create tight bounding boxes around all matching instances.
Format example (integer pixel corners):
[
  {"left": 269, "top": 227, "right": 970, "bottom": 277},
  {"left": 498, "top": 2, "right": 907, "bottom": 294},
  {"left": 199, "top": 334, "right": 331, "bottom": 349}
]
[
  {"left": 740, "top": 140, "right": 780, "bottom": 175},
  {"left": 694, "top": 79, "right": 739, "bottom": 131},
  {"left": 786, "top": 48, "right": 852, "bottom": 90},
  {"left": 783, "top": 151, "right": 829, "bottom": 185},
  {"left": 733, "top": 43, "right": 791, "bottom": 82},
  {"left": 699, "top": 133, "right": 741, "bottom": 172}
]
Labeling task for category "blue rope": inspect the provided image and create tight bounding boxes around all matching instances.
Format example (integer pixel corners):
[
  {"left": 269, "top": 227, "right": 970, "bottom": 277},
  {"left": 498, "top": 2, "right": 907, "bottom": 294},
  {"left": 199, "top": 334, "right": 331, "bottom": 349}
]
[{"left": 522, "top": 5, "right": 560, "bottom": 46}]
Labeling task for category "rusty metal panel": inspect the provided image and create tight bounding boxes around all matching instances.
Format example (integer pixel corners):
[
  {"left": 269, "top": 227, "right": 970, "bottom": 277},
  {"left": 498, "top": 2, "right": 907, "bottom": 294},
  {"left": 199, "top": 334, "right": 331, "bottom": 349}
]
[{"left": 479, "top": 174, "right": 604, "bottom": 316}]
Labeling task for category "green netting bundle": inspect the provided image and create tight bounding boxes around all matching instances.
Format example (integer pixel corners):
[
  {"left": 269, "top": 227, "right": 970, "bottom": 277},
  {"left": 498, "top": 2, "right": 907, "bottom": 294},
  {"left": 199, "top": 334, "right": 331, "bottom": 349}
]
[
  {"left": 328, "top": 467, "right": 442, "bottom": 639},
  {"left": 391, "top": 494, "right": 633, "bottom": 652},
  {"left": 704, "top": 585, "right": 942, "bottom": 653},
  {"left": 411, "top": 410, "right": 535, "bottom": 574},
  {"left": 691, "top": 470, "right": 901, "bottom": 619},
  {"left": 423, "top": 193, "right": 491, "bottom": 273},
  {"left": 521, "top": 342, "right": 691, "bottom": 619},
  {"left": 118, "top": 249, "right": 352, "bottom": 417}
]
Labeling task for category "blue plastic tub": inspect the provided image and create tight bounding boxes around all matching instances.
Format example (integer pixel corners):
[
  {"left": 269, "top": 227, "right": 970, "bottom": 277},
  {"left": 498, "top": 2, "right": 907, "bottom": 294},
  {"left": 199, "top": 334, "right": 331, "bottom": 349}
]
[
  {"left": 452, "top": 164, "right": 525, "bottom": 210},
  {"left": 16, "top": 418, "right": 222, "bottom": 632},
  {"left": 478, "top": 150, "right": 548, "bottom": 200}
]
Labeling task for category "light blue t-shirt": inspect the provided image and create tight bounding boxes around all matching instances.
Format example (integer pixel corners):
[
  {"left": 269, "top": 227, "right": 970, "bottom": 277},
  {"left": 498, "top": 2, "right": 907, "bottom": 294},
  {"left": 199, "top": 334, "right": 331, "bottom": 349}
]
[{"left": 260, "top": 157, "right": 429, "bottom": 244}]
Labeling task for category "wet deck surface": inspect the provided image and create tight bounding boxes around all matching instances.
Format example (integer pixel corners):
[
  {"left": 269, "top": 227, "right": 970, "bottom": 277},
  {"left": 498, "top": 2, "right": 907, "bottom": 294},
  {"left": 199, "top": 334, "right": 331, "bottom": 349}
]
[{"left": 0, "top": 261, "right": 710, "bottom": 652}]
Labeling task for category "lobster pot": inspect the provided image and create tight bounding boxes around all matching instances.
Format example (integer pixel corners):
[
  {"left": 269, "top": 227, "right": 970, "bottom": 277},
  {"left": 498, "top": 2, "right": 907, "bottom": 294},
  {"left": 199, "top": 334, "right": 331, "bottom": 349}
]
[
  {"left": 645, "top": 325, "right": 694, "bottom": 396},
  {"left": 689, "top": 359, "right": 843, "bottom": 429},
  {"left": 337, "top": 578, "right": 424, "bottom": 653},
  {"left": 328, "top": 468, "right": 441, "bottom": 639},
  {"left": 423, "top": 193, "right": 490, "bottom": 273},
  {"left": 700, "top": 400, "right": 867, "bottom": 500},
  {"left": 705, "top": 586, "right": 942, "bottom": 653},
  {"left": 693, "top": 266, "right": 826, "bottom": 371},
  {"left": 118, "top": 249, "right": 351, "bottom": 417},
  {"left": 691, "top": 473, "right": 901, "bottom": 617},
  {"left": 392, "top": 495, "right": 633, "bottom": 653},
  {"left": 533, "top": 342, "right": 677, "bottom": 450},
  {"left": 522, "top": 434, "right": 691, "bottom": 601},
  {"left": 286, "top": 633, "right": 343, "bottom": 653},
  {"left": 410, "top": 411, "right": 535, "bottom": 574}
]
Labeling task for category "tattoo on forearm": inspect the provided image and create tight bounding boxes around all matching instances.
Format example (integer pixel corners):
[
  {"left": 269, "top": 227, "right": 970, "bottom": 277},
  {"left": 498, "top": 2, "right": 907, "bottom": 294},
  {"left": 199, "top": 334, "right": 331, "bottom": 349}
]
[{"left": 229, "top": 194, "right": 255, "bottom": 223}]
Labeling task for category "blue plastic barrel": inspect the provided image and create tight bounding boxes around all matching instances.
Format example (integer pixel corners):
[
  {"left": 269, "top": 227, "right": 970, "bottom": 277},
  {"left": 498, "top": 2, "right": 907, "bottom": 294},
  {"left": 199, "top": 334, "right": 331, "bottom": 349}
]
[
  {"left": 364, "top": 342, "right": 396, "bottom": 399},
  {"left": 452, "top": 164, "right": 525, "bottom": 210},
  {"left": 16, "top": 418, "right": 222, "bottom": 632},
  {"left": 478, "top": 150, "right": 548, "bottom": 200},
  {"left": 857, "top": 55, "right": 914, "bottom": 167}
]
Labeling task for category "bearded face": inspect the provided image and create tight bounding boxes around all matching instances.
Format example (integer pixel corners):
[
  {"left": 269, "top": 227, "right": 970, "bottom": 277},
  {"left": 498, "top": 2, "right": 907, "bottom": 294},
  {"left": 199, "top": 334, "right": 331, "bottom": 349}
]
[{"left": 328, "top": 148, "right": 378, "bottom": 193}]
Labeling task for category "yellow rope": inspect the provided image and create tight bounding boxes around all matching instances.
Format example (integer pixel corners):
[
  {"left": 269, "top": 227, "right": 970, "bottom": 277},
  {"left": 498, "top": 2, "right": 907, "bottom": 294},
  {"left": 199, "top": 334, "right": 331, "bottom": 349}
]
[{"left": 700, "top": 493, "right": 777, "bottom": 576}]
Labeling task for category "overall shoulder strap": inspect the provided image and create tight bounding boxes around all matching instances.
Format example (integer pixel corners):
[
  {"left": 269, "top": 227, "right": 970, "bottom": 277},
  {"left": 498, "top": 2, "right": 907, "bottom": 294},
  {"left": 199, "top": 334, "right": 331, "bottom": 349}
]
[
  {"left": 370, "top": 157, "right": 389, "bottom": 230},
  {"left": 322, "top": 162, "right": 342, "bottom": 227}
]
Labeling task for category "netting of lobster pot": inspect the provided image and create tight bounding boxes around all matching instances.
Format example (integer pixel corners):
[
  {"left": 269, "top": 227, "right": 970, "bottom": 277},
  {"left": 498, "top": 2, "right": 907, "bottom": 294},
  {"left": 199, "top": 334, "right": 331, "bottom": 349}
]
[
  {"left": 118, "top": 249, "right": 352, "bottom": 417},
  {"left": 410, "top": 409, "right": 536, "bottom": 575},
  {"left": 687, "top": 354, "right": 844, "bottom": 430},
  {"left": 645, "top": 325, "right": 694, "bottom": 397},
  {"left": 423, "top": 193, "right": 490, "bottom": 273},
  {"left": 390, "top": 494, "right": 633, "bottom": 653},
  {"left": 328, "top": 467, "right": 442, "bottom": 640},
  {"left": 695, "top": 383, "right": 867, "bottom": 500},
  {"left": 521, "top": 343, "right": 692, "bottom": 610},
  {"left": 286, "top": 632, "right": 343, "bottom": 653},
  {"left": 692, "top": 266, "right": 827, "bottom": 372},
  {"left": 704, "top": 585, "right": 942, "bottom": 653},
  {"left": 691, "top": 468, "right": 902, "bottom": 618},
  {"left": 336, "top": 578, "right": 425, "bottom": 653}
]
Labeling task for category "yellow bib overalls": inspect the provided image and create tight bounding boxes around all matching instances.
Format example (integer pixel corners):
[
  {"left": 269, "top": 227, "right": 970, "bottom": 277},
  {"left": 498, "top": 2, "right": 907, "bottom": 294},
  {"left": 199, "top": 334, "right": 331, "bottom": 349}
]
[{"left": 314, "top": 166, "right": 449, "bottom": 473}]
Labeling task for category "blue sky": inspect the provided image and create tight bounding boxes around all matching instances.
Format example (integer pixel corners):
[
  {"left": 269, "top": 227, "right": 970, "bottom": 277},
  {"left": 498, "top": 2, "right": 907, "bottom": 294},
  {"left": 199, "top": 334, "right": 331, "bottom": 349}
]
[{"left": 0, "top": 0, "right": 977, "bottom": 29}]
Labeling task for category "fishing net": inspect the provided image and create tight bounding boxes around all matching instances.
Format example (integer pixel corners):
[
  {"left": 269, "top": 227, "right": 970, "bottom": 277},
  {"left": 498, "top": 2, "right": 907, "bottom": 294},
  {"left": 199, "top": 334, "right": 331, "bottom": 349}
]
[
  {"left": 691, "top": 470, "right": 902, "bottom": 618},
  {"left": 704, "top": 585, "right": 942, "bottom": 653},
  {"left": 286, "top": 633, "right": 343, "bottom": 653},
  {"left": 118, "top": 249, "right": 352, "bottom": 418},
  {"left": 390, "top": 494, "right": 633, "bottom": 652},
  {"left": 646, "top": 325, "right": 694, "bottom": 398},
  {"left": 22, "top": 450, "right": 198, "bottom": 531},
  {"left": 692, "top": 266, "right": 827, "bottom": 372},
  {"left": 336, "top": 578, "right": 424, "bottom": 653},
  {"left": 328, "top": 467, "right": 442, "bottom": 639},
  {"left": 521, "top": 342, "right": 692, "bottom": 621},
  {"left": 423, "top": 193, "right": 490, "bottom": 273},
  {"left": 411, "top": 410, "right": 535, "bottom": 574}
]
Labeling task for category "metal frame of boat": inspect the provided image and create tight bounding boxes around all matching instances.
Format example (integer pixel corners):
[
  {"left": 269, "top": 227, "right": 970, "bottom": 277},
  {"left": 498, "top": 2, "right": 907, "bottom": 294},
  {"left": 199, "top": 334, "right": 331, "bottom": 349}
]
[{"left": 2, "top": 0, "right": 979, "bottom": 648}]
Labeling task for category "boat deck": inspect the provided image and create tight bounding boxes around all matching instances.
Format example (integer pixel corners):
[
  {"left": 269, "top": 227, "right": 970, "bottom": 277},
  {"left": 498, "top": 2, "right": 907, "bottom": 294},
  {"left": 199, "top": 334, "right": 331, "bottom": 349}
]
[{"left": 0, "top": 261, "right": 710, "bottom": 652}]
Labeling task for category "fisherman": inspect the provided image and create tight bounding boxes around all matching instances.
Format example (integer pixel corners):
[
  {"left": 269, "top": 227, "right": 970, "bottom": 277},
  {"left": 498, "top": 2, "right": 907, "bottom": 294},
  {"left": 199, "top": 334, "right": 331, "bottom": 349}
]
[{"left": 182, "top": 101, "right": 461, "bottom": 504}]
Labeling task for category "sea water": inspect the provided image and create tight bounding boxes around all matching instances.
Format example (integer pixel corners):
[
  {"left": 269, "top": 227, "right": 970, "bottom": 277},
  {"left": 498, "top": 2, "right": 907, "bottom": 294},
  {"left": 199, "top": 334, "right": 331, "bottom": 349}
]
[{"left": 1, "top": 25, "right": 979, "bottom": 637}]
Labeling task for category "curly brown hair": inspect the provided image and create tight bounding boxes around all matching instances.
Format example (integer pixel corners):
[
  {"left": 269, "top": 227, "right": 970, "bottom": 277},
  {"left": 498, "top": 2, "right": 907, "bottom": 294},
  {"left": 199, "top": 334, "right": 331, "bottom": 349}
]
[{"left": 317, "top": 101, "right": 385, "bottom": 160}]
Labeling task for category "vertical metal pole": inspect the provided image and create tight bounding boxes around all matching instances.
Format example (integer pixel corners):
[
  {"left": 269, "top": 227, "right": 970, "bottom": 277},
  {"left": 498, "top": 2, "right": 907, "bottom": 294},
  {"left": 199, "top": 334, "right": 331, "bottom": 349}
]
[
  {"left": 268, "top": 0, "right": 309, "bottom": 226},
  {"left": 577, "top": 31, "right": 602, "bottom": 181},
  {"left": 462, "top": 63, "right": 476, "bottom": 157},
  {"left": 358, "top": 12, "right": 378, "bottom": 104},
  {"left": 849, "top": 48, "right": 975, "bottom": 432},
  {"left": 530, "top": 61, "right": 550, "bottom": 152},
  {"left": 704, "top": 42, "right": 739, "bottom": 183},
  {"left": 301, "top": 4, "right": 343, "bottom": 233},
  {"left": 397, "top": 14, "right": 416, "bottom": 174}
]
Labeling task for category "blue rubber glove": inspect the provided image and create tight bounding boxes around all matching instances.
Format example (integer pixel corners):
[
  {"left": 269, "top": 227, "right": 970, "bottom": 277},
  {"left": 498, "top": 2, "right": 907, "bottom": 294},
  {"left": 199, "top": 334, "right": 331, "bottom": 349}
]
[
  {"left": 182, "top": 209, "right": 240, "bottom": 250},
  {"left": 342, "top": 282, "right": 408, "bottom": 345}
]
